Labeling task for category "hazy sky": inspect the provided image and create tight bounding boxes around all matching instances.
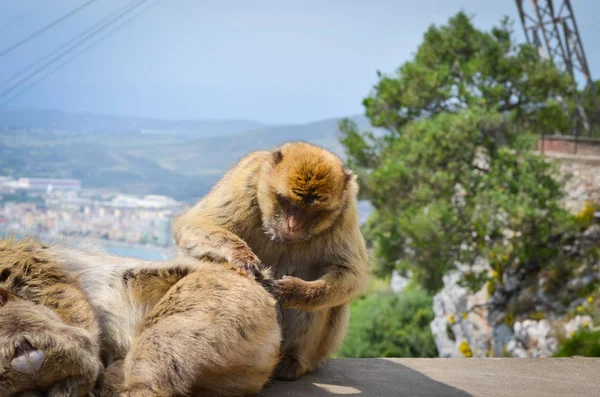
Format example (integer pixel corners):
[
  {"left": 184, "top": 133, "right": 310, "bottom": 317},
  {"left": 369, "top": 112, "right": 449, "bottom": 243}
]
[{"left": 0, "top": 0, "right": 599, "bottom": 123}]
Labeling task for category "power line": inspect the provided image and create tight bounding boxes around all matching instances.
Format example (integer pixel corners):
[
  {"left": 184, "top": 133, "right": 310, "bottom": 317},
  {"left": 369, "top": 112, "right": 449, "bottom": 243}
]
[
  {"left": 0, "top": 0, "right": 97, "bottom": 60},
  {"left": 0, "top": 0, "right": 150, "bottom": 102},
  {"left": 0, "top": 0, "right": 164, "bottom": 109},
  {"left": 0, "top": 0, "right": 147, "bottom": 91},
  {"left": 0, "top": 0, "right": 50, "bottom": 35}
]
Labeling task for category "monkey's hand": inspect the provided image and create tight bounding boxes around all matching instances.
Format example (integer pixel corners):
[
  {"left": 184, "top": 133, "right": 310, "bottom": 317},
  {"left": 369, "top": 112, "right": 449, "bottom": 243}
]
[
  {"left": 230, "top": 250, "right": 265, "bottom": 281},
  {"left": 272, "top": 276, "right": 328, "bottom": 310}
]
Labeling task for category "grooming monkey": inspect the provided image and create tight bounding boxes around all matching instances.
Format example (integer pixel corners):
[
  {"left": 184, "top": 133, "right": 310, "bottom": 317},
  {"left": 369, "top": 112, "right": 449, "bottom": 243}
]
[
  {"left": 173, "top": 141, "right": 370, "bottom": 380},
  {"left": 0, "top": 237, "right": 281, "bottom": 397}
]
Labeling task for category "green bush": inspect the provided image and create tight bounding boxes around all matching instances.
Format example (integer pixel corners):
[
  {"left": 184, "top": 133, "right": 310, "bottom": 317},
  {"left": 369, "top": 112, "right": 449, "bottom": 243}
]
[
  {"left": 337, "top": 288, "right": 437, "bottom": 358},
  {"left": 554, "top": 330, "right": 600, "bottom": 357}
]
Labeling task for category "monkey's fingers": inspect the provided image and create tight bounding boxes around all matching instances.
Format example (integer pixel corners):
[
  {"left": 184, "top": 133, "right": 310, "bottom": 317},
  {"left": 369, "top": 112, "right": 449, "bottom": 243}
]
[{"left": 233, "top": 261, "right": 264, "bottom": 281}]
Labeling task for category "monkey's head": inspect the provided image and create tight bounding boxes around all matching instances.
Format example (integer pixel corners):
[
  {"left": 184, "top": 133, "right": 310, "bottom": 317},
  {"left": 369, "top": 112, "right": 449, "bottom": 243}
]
[
  {"left": 257, "top": 141, "right": 357, "bottom": 244},
  {"left": 0, "top": 288, "right": 102, "bottom": 396}
]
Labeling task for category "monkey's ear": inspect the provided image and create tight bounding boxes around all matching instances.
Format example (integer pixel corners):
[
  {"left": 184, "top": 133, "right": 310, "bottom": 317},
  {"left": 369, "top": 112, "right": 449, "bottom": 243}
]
[
  {"left": 0, "top": 287, "right": 13, "bottom": 307},
  {"left": 272, "top": 149, "right": 284, "bottom": 165},
  {"left": 343, "top": 169, "right": 353, "bottom": 184}
]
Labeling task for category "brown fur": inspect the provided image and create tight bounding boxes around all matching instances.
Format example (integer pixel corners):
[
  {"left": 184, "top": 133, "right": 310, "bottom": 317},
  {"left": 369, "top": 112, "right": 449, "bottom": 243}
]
[
  {"left": 0, "top": 237, "right": 282, "bottom": 396},
  {"left": 118, "top": 265, "right": 280, "bottom": 397},
  {"left": 50, "top": 243, "right": 282, "bottom": 396},
  {"left": 173, "top": 141, "right": 370, "bottom": 380},
  {"left": 0, "top": 298, "right": 103, "bottom": 397},
  {"left": 0, "top": 237, "right": 103, "bottom": 397}
]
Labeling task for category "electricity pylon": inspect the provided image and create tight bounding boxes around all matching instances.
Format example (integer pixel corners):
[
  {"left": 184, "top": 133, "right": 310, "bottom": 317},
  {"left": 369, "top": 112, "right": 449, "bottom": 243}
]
[{"left": 515, "top": 0, "right": 599, "bottom": 135}]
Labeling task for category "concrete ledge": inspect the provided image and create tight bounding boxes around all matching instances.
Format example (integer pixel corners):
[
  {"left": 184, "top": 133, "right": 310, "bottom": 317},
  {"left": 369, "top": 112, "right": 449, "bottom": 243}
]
[{"left": 260, "top": 358, "right": 600, "bottom": 396}]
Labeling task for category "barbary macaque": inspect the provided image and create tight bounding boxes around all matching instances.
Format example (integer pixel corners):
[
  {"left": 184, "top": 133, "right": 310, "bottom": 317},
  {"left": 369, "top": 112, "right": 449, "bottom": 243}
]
[
  {"left": 173, "top": 141, "right": 370, "bottom": 380},
  {"left": 0, "top": 237, "right": 281, "bottom": 396}
]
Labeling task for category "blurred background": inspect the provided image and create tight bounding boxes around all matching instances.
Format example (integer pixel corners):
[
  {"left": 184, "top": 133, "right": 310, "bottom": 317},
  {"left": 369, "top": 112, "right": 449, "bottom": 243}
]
[{"left": 0, "top": 0, "right": 599, "bottom": 359}]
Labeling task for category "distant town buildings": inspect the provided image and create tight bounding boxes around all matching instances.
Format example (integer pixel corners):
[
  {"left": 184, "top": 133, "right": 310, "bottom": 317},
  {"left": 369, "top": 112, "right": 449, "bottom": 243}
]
[
  {"left": 0, "top": 175, "right": 185, "bottom": 248},
  {"left": 0, "top": 176, "right": 81, "bottom": 193}
]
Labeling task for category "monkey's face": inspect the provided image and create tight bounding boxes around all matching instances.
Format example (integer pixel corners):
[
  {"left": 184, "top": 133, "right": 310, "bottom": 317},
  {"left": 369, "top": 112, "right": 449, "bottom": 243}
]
[
  {"left": 258, "top": 143, "right": 351, "bottom": 244},
  {"left": 0, "top": 289, "right": 102, "bottom": 396}
]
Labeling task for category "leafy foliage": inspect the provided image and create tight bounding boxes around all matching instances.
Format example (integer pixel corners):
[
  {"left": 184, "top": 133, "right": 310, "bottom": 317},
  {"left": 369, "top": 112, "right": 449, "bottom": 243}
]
[
  {"left": 554, "top": 330, "right": 600, "bottom": 357},
  {"left": 357, "top": 12, "right": 574, "bottom": 134},
  {"left": 337, "top": 288, "right": 437, "bottom": 358},
  {"left": 339, "top": 12, "right": 588, "bottom": 320}
]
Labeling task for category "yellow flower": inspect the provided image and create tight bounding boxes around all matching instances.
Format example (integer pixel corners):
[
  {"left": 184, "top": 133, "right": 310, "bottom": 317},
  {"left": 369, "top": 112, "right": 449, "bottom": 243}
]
[
  {"left": 570, "top": 331, "right": 575, "bottom": 337},
  {"left": 489, "top": 252, "right": 495, "bottom": 259},
  {"left": 462, "top": 312, "right": 469, "bottom": 320},
  {"left": 502, "top": 255, "right": 509, "bottom": 261},
  {"left": 459, "top": 340, "right": 473, "bottom": 358},
  {"left": 582, "top": 321, "right": 590, "bottom": 328},
  {"left": 491, "top": 270, "right": 499, "bottom": 279},
  {"left": 448, "top": 314, "right": 456, "bottom": 324},
  {"left": 577, "top": 306, "right": 583, "bottom": 313},
  {"left": 587, "top": 297, "right": 594, "bottom": 304}
]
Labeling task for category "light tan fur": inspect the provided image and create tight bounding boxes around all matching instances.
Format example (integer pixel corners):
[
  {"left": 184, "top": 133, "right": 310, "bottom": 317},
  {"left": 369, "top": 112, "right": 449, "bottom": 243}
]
[
  {"left": 173, "top": 141, "right": 370, "bottom": 380},
  {"left": 1, "top": 237, "right": 281, "bottom": 397}
]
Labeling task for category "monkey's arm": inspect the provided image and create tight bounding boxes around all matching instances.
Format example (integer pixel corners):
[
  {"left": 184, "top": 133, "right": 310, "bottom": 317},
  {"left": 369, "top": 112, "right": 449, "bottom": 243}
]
[
  {"left": 173, "top": 217, "right": 264, "bottom": 278},
  {"left": 274, "top": 262, "right": 368, "bottom": 312}
]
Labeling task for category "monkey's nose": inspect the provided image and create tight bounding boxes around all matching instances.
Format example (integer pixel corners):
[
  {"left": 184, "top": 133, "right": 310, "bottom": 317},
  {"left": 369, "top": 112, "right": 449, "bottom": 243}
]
[{"left": 11, "top": 338, "right": 45, "bottom": 375}]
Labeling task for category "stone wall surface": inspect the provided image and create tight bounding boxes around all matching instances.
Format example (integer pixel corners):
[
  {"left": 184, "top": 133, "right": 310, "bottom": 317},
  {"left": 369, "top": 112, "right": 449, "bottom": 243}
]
[
  {"left": 429, "top": 151, "right": 600, "bottom": 359},
  {"left": 549, "top": 153, "right": 600, "bottom": 213}
]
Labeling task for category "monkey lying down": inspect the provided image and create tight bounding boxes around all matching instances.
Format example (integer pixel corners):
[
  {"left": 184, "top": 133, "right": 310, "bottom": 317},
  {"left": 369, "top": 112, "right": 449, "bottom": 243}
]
[{"left": 0, "top": 237, "right": 281, "bottom": 397}]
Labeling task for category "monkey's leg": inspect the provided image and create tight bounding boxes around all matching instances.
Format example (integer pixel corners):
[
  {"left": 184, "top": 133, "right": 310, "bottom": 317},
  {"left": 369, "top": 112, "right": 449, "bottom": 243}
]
[
  {"left": 275, "top": 305, "right": 350, "bottom": 381},
  {"left": 122, "top": 308, "right": 275, "bottom": 397},
  {"left": 119, "top": 313, "right": 207, "bottom": 397},
  {"left": 120, "top": 272, "right": 278, "bottom": 397}
]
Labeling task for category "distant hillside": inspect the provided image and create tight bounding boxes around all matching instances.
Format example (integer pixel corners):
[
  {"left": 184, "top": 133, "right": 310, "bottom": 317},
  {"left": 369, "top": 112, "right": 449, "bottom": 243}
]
[
  {"left": 130, "top": 115, "right": 375, "bottom": 175},
  {"left": 0, "top": 108, "right": 265, "bottom": 137},
  {"left": 0, "top": 109, "right": 377, "bottom": 202}
]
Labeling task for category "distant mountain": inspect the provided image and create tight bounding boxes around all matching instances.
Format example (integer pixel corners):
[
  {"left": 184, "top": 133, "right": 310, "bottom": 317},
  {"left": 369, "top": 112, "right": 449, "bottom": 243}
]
[
  {"left": 0, "top": 108, "right": 266, "bottom": 137},
  {"left": 132, "top": 114, "right": 375, "bottom": 175},
  {"left": 0, "top": 109, "right": 378, "bottom": 202}
]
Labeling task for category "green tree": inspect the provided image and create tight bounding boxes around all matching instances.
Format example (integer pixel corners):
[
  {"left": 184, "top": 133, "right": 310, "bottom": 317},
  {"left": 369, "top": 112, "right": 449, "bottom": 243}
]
[
  {"left": 352, "top": 12, "right": 574, "bottom": 136},
  {"left": 338, "top": 288, "right": 437, "bottom": 358},
  {"left": 339, "top": 12, "right": 591, "bottom": 321}
]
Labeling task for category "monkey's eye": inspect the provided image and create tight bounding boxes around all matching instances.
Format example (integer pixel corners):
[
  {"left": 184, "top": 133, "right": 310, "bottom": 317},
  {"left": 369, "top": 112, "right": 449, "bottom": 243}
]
[{"left": 277, "top": 194, "right": 304, "bottom": 215}]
